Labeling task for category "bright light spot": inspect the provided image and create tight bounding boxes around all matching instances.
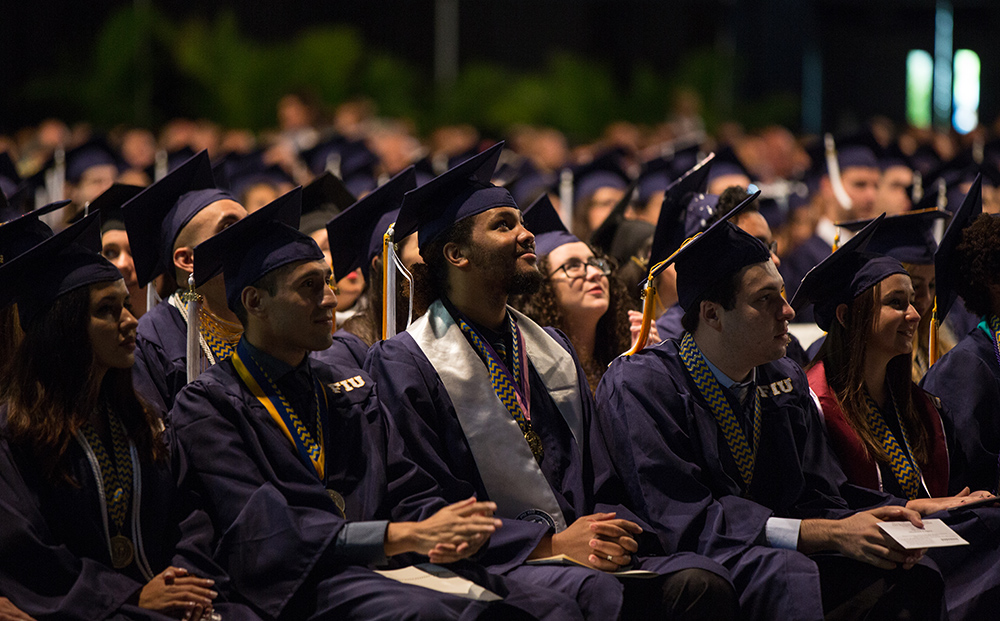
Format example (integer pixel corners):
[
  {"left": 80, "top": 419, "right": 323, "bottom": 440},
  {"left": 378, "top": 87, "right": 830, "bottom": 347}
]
[
  {"left": 907, "top": 50, "right": 933, "bottom": 129},
  {"left": 952, "top": 49, "right": 980, "bottom": 134}
]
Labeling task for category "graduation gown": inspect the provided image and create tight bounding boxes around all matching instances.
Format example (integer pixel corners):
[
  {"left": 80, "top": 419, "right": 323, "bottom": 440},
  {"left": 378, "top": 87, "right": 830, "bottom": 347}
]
[
  {"left": 0, "top": 415, "right": 256, "bottom": 620},
  {"left": 169, "top": 344, "right": 575, "bottom": 621},
  {"left": 595, "top": 339, "right": 910, "bottom": 621},
  {"left": 809, "top": 362, "right": 1000, "bottom": 620},
  {"left": 133, "top": 300, "right": 189, "bottom": 413},
  {"left": 311, "top": 329, "right": 369, "bottom": 371},
  {"left": 921, "top": 325, "right": 1000, "bottom": 494},
  {"left": 808, "top": 362, "right": 950, "bottom": 498},
  {"left": 365, "top": 301, "right": 729, "bottom": 621},
  {"left": 654, "top": 304, "right": 684, "bottom": 341}
]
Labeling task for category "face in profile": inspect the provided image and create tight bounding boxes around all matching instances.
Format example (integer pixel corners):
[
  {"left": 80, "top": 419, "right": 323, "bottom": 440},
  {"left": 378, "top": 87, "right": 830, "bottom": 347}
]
[
  {"left": 715, "top": 261, "right": 795, "bottom": 368},
  {"left": 88, "top": 280, "right": 138, "bottom": 373}
]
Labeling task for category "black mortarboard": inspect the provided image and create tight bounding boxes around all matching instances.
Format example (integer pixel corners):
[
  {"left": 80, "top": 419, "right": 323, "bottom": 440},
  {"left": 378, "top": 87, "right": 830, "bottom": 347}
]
[
  {"left": 523, "top": 194, "right": 579, "bottom": 257},
  {"left": 836, "top": 208, "right": 950, "bottom": 265},
  {"left": 121, "top": 150, "right": 233, "bottom": 287},
  {"left": 648, "top": 154, "right": 716, "bottom": 270},
  {"left": 635, "top": 155, "right": 673, "bottom": 207},
  {"left": 326, "top": 167, "right": 416, "bottom": 281},
  {"left": 146, "top": 146, "right": 196, "bottom": 182},
  {"left": 660, "top": 191, "right": 770, "bottom": 313},
  {"left": 0, "top": 211, "right": 121, "bottom": 329},
  {"left": 302, "top": 138, "right": 379, "bottom": 197},
  {"left": 790, "top": 214, "right": 908, "bottom": 331},
  {"left": 569, "top": 151, "right": 630, "bottom": 205},
  {"left": 935, "top": 174, "right": 983, "bottom": 322},
  {"left": 589, "top": 178, "right": 639, "bottom": 254},
  {"left": 706, "top": 146, "right": 751, "bottom": 187},
  {"left": 396, "top": 142, "right": 513, "bottom": 251},
  {"left": 300, "top": 171, "right": 356, "bottom": 236},
  {"left": 0, "top": 200, "right": 67, "bottom": 260},
  {"left": 194, "top": 187, "right": 323, "bottom": 313},
  {"left": 89, "top": 184, "right": 144, "bottom": 234},
  {"left": 65, "top": 139, "right": 121, "bottom": 184}
]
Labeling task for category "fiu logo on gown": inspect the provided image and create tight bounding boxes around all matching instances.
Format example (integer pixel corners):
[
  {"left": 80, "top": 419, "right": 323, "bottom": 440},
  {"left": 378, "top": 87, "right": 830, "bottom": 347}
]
[
  {"left": 328, "top": 375, "right": 366, "bottom": 393},
  {"left": 757, "top": 378, "right": 793, "bottom": 399}
]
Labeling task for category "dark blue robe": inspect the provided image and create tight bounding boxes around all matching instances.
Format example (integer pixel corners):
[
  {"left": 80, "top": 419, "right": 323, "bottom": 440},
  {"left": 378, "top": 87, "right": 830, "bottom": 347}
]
[
  {"left": 170, "top": 347, "right": 579, "bottom": 620},
  {"left": 654, "top": 304, "right": 685, "bottom": 341},
  {"left": 921, "top": 325, "right": 1000, "bottom": 494},
  {"left": 134, "top": 301, "right": 189, "bottom": 413},
  {"left": 595, "top": 339, "right": 919, "bottom": 620},
  {"left": 0, "top": 417, "right": 257, "bottom": 620},
  {"left": 365, "top": 324, "right": 730, "bottom": 621},
  {"left": 311, "top": 330, "right": 369, "bottom": 371}
]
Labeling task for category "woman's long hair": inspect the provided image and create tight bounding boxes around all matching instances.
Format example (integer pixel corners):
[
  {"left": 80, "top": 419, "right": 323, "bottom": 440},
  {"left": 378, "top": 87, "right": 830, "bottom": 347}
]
[
  {"left": 808, "top": 282, "right": 929, "bottom": 466},
  {"left": 509, "top": 250, "right": 634, "bottom": 392},
  {"left": 2, "top": 286, "right": 166, "bottom": 484},
  {"left": 341, "top": 256, "right": 434, "bottom": 347}
]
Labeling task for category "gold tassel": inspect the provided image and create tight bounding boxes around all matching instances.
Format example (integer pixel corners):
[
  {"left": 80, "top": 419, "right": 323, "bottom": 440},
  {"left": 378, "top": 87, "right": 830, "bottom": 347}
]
[
  {"left": 381, "top": 227, "right": 394, "bottom": 341},
  {"left": 929, "top": 298, "right": 940, "bottom": 366}
]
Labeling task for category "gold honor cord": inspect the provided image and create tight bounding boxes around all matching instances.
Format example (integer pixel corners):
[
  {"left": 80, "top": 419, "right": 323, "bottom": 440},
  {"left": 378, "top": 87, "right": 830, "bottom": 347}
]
[
  {"left": 231, "top": 345, "right": 326, "bottom": 481},
  {"left": 863, "top": 391, "right": 922, "bottom": 500},
  {"left": 678, "top": 332, "right": 761, "bottom": 489},
  {"left": 80, "top": 415, "right": 134, "bottom": 569}
]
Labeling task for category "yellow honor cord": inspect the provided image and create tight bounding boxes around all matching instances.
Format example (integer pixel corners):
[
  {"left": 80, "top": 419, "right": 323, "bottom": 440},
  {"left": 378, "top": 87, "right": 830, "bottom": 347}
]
[{"left": 232, "top": 352, "right": 326, "bottom": 480}]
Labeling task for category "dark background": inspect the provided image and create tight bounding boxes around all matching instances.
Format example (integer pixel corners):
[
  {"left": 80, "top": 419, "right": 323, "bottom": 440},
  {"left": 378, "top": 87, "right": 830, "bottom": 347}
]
[{"left": 2, "top": 0, "right": 997, "bottom": 135}]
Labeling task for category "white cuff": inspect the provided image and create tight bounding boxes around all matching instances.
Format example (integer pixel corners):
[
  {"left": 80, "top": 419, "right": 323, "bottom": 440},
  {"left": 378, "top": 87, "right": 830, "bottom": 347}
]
[{"left": 765, "top": 517, "right": 801, "bottom": 550}]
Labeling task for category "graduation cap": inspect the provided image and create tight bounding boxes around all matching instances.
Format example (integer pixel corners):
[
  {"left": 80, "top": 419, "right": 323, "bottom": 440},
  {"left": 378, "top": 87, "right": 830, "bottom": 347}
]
[
  {"left": 326, "top": 166, "right": 416, "bottom": 281},
  {"left": 301, "top": 138, "right": 379, "bottom": 197},
  {"left": 215, "top": 150, "right": 295, "bottom": 198},
  {"left": 121, "top": 150, "right": 232, "bottom": 287},
  {"left": 790, "top": 214, "right": 908, "bottom": 331},
  {"left": 565, "top": 150, "right": 630, "bottom": 207},
  {"left": 0, "top": 211, "right": 121, "bottom": 329},
  {"left": 647, "top": 154, "right": 716, "bottom": 271},
  {"left": 835, "top": 208, "right": 950, "bottom": 265},
  {"left": 934, "top": 174, "right": 983, "bottom": 325},
  {"left": 396, "top": 142, "right": 513, "bottom": 251},
  {"left": 299, "top": 171, "right": 357, "bottom": 236},
  {"left": 625, "top": 191, "right": 767, "bottom": 355},
  {"left": 634, "top": 156, "right": 674, "bottom": 207},
  {"left": 0, "top": 200, "right": 68, "bottom": 260},
  {"left": 523, "top": 194, "right": 579, "bottom": 257},
  {"left": 65, "top": 139, "right": 121, "bottom": 184},
  {"left": 87, "top": 183, "right": 144, "bottom": 234},
  {"left": 671, "top": 191, "right": 769, "bottom": 313},
  {"left": 194, "top": 187, "right": 321, "bottom": 313},
  {"left": 146, "top": 146, "right": 197, "bottom": 182},
  {"left": 589, "top": 178, "right": 639, "bottom": 255},
  {"left": 706, "top": 145, "right": 752, "bottom": 189}
]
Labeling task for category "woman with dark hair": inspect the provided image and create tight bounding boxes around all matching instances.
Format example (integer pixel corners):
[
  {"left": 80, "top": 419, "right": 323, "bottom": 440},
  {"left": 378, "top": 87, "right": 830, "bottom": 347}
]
[
  {"left": 509, "top": 196, "right": 637, "bottom": 392},
  {"left": 792, "top": 216, "right": 988, "bottom": 506},
  {"left": 0, "top": 215, "right": 256, "bottom": 620}
]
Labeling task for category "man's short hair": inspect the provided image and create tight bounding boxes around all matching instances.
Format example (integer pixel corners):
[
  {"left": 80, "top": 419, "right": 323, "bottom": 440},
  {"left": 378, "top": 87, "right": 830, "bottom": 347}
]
[
  {"left": 232, "top": 265, "right": 288, "bottom": 327},
  {"left": 680, "top": 267, "right": 742, "bottom": 333},
  {"left": 413, "top": 215, "right": 477, "bottom": 301}
]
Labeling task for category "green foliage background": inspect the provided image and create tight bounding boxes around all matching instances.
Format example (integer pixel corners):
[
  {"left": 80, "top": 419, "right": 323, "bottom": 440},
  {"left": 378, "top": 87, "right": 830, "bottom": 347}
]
[{"left": 18, "top": 6, "right": 799, "bottom": 140}]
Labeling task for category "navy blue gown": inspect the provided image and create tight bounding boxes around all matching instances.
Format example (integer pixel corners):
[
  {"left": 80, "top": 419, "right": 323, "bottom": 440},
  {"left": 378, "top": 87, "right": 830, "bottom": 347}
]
[
  {"left": 133, "top": 301, "right": 190, "bottom": 413},
  {"left": 365, "top": 325, "right": 731, "bottom": 621},
  {"left": 170, "top": 346, "right": 580, "bottom": 620},
  {"left": 0, "top": 415, "right": 258, "bottom": 620},
  {"left": 594, "top": 338, "right": 942, "bottom": 620}
]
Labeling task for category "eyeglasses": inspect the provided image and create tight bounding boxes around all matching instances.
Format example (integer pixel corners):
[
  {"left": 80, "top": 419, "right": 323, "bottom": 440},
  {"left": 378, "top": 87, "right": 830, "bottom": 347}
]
[{"left": 549, "top": 257, "right": 613, "bottom": 280}]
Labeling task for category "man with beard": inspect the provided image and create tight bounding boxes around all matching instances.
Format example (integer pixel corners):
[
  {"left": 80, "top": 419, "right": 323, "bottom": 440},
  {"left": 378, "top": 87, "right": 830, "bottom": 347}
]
[{"left": 365, "top": 143, "right": 738, "bottom": 621}]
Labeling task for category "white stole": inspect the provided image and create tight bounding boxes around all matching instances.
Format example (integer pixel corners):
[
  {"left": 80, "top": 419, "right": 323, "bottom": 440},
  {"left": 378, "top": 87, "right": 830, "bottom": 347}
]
[{"left": 408, "top": 300, "right": 585, "bottom": 532}]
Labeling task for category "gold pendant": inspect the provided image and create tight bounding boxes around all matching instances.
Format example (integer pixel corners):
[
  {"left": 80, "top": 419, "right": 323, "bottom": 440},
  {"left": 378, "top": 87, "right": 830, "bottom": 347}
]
[
  {"left": 524, "top": 430, "right": 544, "bottom": 461},
  {"left": 110, "top": 535, "right": 134, "bottom": 569},
  {"left": 327, "top": 489, "right": 347, "bottom": 518}
]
